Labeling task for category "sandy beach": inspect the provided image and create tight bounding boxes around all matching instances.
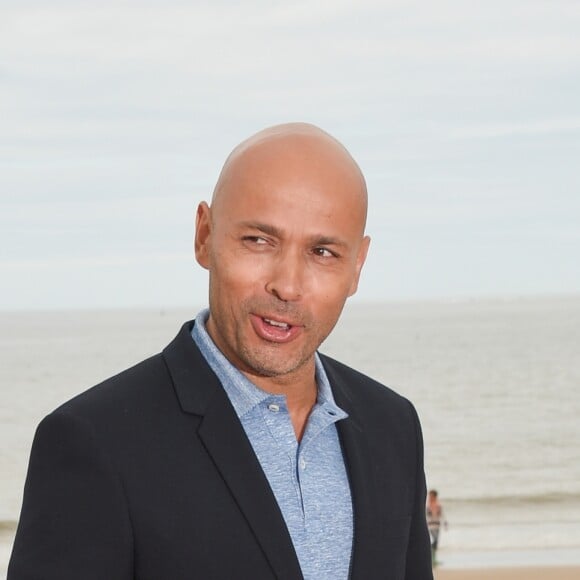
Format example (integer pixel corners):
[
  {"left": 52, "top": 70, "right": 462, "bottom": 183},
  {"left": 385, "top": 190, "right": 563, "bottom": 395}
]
[{"left": 435, "top": 566, "right": 580, "bottom": 579}]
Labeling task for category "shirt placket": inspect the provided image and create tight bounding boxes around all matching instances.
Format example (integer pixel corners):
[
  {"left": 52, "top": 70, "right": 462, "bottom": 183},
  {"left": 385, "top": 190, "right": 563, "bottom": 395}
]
[{"left": 261, "top": 398, "right": 306, "bottom": 524}]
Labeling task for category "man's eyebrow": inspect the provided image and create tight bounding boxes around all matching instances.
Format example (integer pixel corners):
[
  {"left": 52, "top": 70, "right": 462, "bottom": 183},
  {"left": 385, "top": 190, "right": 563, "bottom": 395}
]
[
  {"left": 238, "top": 221, "right": 283, "bottom": 238},
  {"left": 311, "top": 235, "right": 348, "bottom": 248}
]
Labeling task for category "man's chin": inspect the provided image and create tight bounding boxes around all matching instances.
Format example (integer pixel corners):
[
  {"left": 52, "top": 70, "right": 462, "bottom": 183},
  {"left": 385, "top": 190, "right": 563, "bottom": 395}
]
[{"left": 241, "top": 351, "right": 312, "bottom": 382}]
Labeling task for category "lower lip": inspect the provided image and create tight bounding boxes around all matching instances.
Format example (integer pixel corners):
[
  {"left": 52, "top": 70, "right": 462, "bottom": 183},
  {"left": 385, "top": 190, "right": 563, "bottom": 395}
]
[{"left": 250, "top": 314, "right": 303, "bottom": 344}]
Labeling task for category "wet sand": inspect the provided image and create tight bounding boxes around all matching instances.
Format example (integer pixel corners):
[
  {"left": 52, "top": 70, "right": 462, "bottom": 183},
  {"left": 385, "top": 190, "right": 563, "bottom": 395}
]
[{"left": 435, "top": 566, "right": 580, "bottom": 579}]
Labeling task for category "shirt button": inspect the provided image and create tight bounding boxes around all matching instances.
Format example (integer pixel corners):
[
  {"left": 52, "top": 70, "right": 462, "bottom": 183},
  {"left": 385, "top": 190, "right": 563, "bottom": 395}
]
[
  {"left": 268, "top": 403, "right": 280, "bottom": 412},
  {"left": 299, "top": 459, "right": 307, "bottom": 470}
]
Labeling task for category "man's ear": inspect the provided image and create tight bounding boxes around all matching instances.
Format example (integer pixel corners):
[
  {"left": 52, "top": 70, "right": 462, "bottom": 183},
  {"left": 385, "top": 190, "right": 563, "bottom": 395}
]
[
  {"left": 348, "top": 235, "right": 371, "bottom": 297},
  {"left": 194, "top": 202, "right": 211, "bottom": 270}
]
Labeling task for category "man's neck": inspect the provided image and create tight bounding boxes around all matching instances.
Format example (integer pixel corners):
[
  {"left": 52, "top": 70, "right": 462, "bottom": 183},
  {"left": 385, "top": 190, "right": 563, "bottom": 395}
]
[{"left": 243, "top": 369, "right": 318, "bottom": 442}]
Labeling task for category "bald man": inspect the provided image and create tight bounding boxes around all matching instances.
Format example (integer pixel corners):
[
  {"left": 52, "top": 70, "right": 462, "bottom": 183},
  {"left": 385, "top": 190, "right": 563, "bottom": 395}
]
[{"left": 9, "top": 124, "right": 433, "bottom": 580}]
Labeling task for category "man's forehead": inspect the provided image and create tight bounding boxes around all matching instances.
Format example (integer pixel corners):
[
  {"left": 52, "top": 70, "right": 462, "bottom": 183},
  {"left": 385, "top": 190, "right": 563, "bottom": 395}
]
[{"left": 208, "top": 123, "right": 368, "bottom": 240}]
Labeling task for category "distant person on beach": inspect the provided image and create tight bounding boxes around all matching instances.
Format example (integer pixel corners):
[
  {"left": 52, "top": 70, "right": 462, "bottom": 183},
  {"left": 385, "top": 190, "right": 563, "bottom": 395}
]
[
  {"left": 427, "top": 489, "right": 448, "bottom": 566},
  {"left": 9, "top": 123, "right": 432, "bottom": 579}
]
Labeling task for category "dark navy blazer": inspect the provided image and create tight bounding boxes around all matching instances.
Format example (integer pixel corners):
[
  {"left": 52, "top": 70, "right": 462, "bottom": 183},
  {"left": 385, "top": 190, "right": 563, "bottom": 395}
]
[{"left": 9, "top": 320, "right": 433, "bottom": 579}]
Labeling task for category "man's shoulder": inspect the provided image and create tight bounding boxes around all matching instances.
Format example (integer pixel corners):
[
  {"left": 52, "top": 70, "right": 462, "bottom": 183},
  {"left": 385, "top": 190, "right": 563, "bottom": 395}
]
[
  {"left": 53, "top": 352, "right": 171, "bottom": 421},
  {"left": 51, "top": 319, "right": 202, "bottom": 422},
  {"left": 320, "top": 353, "right": 424, "bottom": 459},
  {"left": 27, "top": 352, "right": 179, "bottom": 470},
  {"left": 320, "top": 353, "right": 409, "bottom": 404}
]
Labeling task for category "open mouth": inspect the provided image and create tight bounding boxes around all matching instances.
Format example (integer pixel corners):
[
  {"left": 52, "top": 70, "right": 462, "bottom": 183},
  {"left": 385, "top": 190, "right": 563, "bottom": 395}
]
[
  {"left": 251, "top": 314, "right": 301, "bottom": 343},
  {"left": 263, "top": 317, "right": 291, "bottom": 330}
]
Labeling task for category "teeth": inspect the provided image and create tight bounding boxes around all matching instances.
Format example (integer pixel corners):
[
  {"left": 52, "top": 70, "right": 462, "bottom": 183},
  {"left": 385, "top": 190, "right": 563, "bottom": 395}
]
[{"left": 264, "top": 318, "right": 290, "bottom": 329}]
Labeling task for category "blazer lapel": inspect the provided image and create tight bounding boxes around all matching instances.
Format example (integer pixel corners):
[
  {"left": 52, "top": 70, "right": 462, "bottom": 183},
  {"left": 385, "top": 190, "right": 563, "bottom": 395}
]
[
  {"left": 198, "top": 393, "right": 303, "bottom": 580},
  {"left": 163, "top": 322, "right": 303, "bottom": 580},
  {"left": 322, "top": 357, "right": 383, "bottom": 580}
]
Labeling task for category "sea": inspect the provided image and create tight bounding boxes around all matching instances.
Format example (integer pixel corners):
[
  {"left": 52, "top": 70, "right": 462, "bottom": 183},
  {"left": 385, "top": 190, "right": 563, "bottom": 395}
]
[{"left": 1, "top": 295, "right": 580, "bottom": 573}]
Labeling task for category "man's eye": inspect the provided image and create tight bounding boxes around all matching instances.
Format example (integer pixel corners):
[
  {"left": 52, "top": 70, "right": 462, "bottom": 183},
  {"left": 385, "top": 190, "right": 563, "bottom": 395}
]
[
  {"left": 243, "top": 236, "right": 268, "bottom": 244},
  {"left": 313, "top": 247, "right": 335, "bottom": 258}
]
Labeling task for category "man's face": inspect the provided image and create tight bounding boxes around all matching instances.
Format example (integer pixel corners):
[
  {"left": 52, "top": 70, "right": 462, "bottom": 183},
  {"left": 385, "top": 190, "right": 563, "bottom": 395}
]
[{"left": 195, "top": 135, "right": 370, "bottom": 388}]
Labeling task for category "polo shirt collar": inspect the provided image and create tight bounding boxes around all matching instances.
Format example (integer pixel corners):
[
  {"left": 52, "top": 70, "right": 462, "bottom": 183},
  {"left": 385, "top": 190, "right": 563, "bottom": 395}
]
[{"left": 191, "top": 309, "right": 347, "bottom": 421}]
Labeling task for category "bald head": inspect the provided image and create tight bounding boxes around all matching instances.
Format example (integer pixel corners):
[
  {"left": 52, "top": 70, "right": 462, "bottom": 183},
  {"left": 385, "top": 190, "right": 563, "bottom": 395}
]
[
  {"left": 211, "top": 123, "right": 368, "bottom": 233},
  {"left": 194, "top": 122, "right": 371, "bottom": 386}
]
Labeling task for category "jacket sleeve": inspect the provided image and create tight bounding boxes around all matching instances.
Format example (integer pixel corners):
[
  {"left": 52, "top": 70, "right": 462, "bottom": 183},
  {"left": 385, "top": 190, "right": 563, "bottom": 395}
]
[
  {"left": 405, "top": 402, "right": 433, "bottom": 580},
  {"left": 8, "top": 411, "right": 133, "bottom": 579}
]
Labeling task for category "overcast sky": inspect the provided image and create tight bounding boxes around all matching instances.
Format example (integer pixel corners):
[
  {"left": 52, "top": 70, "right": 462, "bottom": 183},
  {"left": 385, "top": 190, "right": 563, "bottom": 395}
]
[{"left": 2, "top": 0, "right": 579, "bottom": 309}]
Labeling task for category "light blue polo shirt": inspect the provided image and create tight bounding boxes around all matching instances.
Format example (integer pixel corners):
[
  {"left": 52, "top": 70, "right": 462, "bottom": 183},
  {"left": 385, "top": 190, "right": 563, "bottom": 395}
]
[{"left": 191, "top": 310, "right": 353, "bottom": 579}]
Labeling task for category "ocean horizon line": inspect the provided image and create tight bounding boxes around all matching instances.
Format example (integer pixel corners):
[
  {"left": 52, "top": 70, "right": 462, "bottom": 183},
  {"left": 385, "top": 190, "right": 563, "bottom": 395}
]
[{"left": 2, "top": 291, "right": 580, "bottom": 314}]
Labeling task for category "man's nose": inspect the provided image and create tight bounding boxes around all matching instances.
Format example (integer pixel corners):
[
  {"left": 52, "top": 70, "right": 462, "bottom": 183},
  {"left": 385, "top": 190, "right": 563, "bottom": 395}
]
[{"left": 265, "top": 249, "right": 305, "bottom": 302}]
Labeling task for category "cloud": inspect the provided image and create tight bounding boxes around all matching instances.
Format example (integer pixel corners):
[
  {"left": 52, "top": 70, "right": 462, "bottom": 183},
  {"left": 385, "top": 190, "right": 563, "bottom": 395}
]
[{"left": 1, "top": 0, "right": 580, "bottom": 307}]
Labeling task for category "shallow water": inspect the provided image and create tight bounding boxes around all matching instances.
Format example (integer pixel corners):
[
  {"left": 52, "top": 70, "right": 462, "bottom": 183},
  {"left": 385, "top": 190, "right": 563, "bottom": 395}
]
[{"left": 1, "top": 296, "right": 579, "bottom": 562}]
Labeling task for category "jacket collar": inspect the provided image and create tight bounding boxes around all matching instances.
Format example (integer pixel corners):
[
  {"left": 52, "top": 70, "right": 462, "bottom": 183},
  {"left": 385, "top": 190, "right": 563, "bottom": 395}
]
[
  {"left": 162, "top": 321, "right": 381, "bottom": 580},
  {"left": 321, "top": 354, "right": 383, "bottom": 580}
]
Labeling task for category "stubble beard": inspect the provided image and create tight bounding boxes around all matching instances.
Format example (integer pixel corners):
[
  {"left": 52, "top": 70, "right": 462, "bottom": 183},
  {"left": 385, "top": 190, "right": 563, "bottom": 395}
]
[
  {"left": 236, "top": 333, "right": 316, "bottom": 380},
  {"left": 210, "top": 294, "right": 339, "bottom": 382},
  {"left": 236, "top": 297, "right": 320, "bottom": 378}
]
